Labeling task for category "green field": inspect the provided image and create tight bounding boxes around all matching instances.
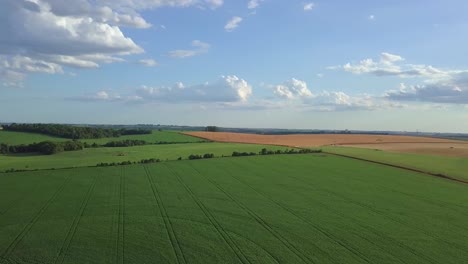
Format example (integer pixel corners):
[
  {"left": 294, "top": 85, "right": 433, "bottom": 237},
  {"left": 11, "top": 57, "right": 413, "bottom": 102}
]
[
  {"left": 0, "top": 154, "right": 467, "bottom": 264},
  {"left": 324, "top": 146, "right": 468, "bottom": 181},
  {"left": 0, "top": 143, "right": 291, "bottom": 171},
  {"left": 0, "top": 130, "right": 204, "bottom": 145},
  {"left": 0, "top": 130, "right": 64, "bottom": 145}
]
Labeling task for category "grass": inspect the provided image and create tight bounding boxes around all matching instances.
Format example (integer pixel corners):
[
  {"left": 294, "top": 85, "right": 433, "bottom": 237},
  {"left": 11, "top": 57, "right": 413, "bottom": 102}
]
[
  {"left": 81, "top": 130, "right": 207, "bottom": 145},
  {"left": 0, "top": 130, "right": 205, "bottom": 145},
  {"left": 324, "top": 146, "right": 468, "bottom": 181},
  {"left": 0, "top": 142, "right": 291, "bottom": 171},
  {"left": 0, "top": 154, "right": 467, "bottom": 264},
  {"left": 0, "top": 130, "right": 64, "bottom": 145}
]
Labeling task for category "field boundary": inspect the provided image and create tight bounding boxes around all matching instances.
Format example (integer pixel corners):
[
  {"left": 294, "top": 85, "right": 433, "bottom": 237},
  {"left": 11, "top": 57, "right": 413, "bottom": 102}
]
[{"left": 324, "top": 152, "right": 468, "bottom": 185}]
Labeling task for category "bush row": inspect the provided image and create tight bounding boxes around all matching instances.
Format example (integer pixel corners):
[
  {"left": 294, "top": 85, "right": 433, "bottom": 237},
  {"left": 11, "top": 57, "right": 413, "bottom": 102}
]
[
  {"left": 232, "top": 148, "right": 322, "bottom": 157},
  {"left": 0, "top": 141, "right": 84, "bottom": 155},
  {"left": 96, "top": 158, "right": 161, "bottom": 167},
  {"left": 188, "top": 153, "right": 215, "bottom": 160}
]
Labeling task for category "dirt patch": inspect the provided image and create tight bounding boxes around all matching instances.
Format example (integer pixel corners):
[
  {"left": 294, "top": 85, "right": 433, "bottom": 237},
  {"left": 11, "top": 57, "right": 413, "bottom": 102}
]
[{"left": 184, "top": 132, "right": 468, "bottom": 157}]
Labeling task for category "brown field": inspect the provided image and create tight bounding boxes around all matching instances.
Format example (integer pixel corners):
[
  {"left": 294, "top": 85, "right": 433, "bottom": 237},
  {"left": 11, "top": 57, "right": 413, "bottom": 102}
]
[{"left": 184, "top": 132, "right": 468, "bottom": 157}]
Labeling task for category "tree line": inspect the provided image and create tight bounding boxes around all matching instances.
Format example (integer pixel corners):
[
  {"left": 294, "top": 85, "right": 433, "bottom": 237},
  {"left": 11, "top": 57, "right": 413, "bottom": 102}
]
[
  {"left": 0, "top": 141, "right": 84, "bottom": 155},
  {"left": 3, "top": 123, "right": 151, "bottom": 139}
]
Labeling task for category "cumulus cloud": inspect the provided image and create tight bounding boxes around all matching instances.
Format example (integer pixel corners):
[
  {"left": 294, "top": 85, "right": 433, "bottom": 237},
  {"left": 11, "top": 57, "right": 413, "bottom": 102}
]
[
  {"left": 333, "top": 52, "right": 468, "bottom": 105},
  {"left": 304, "top": 2, "right": 315, "bottom": 11},
  {"left": 71, "top": 75, "right": 252, "bottom": 104},
  {"left": 274, "top": 78, "right": 313, "bottom": 99},
  {"left": 0, "top": 0, "right": 221, "bottom": 87},
  {"left": 386, "top": 73, "right": 468, "bottom": 104},
  {"left": 335, "top": 52, "right": 461, "bottom": 80},
  {"left": 138, "top": 59, "right": 158, "bottom": 67},
  {"left": 137, "top": 75, "right": 252, "bottom": 102},
  {"left": 225, "top": 16, "right": 243, "bottom": 32},
  {"left": 168, "top": 40, "right": 210, "bottom": 58},
  {"left": 270, "top": 78, "right": 402, "bottom": 111}
]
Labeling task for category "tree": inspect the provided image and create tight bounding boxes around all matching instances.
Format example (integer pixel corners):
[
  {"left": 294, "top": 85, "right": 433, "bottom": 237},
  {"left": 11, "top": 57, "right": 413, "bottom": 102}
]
[{"left": 205, "top": 126, "right": 218, "bottom": 132}]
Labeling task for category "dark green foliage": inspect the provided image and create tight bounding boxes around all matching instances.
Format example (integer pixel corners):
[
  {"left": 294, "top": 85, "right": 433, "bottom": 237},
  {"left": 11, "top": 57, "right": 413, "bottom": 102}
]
[
  {"left": 3, "top": 123, "right": 151, "bottom": 139},
  {"left": 103, "top": 140, "right": 147, "bottom": 147},
  {"left": 97, "top": 158, "right": 160, "bottom": 167},
  {"left": 1, "top": 140, "right": 83, "bottom": 155},
  {"left": 119, "top": 129, "right": 152, "bottom": 135},
  {"left": 205, "top": 126, "right": 218, "bottom": 132},
  {"left": 189, "top": 153, "right": 215, "bottom": 160},
  {"left": 232, "top": 151, "right": 257, "bottom": 157}
]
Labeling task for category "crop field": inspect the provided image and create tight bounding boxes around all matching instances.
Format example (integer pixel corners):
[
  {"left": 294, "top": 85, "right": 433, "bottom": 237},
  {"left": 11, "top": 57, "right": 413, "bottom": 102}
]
[
  {"left": 0, "top": 131, "right": 64, "bottom": 145},
  {"left": 324, "top": 146, "right": 468, "bottom": 182},
  {"left": 81, "top": 131, "right": 207, "bottom": 145},
  {"left": 0, "top": 154, "right": 467, "bottom": 264},
  {"left": 184, "top": 132, "right": 461, "bottom": 148},
  {"left": 0, "top": 130, "right": 204, "bottom": 145},
  {"left": 0, "top": 142, "right": 291, "bottom": 171}
]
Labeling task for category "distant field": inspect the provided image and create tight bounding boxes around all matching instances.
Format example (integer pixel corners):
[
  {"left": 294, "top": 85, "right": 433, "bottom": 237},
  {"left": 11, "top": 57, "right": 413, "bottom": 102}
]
[
  {"left": 0, "top": 143, "right": 290, "bottom": 171},
  {"left": 0, "top": 131, "right": 64, "bottom": 145},
  {"left": 185, "top": 132, "right": 460, "bottom": 147},
  {"left": 1, "top": 155, "right": 467, "bottom": 264},
  {"left": 82, "top": 131, "right": 206, "bottom": 145},
  {"left": 324, "top": 146, "right": 468, "bottom": 181},
  {"left": 0, "top": 130, "right": 204, "bottom": 145}
]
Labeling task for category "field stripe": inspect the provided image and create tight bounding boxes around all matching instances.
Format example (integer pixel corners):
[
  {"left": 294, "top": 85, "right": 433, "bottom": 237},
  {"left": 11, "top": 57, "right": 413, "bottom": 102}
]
[
  {"left": 183, "top": 163, "right": 314, "bottom": 264},
  {"left": 0, "top": 174, "right": 73, "bottom": 259},
  {"left": 116, "top": 166, "right": 126, "bottom": 264},
  {"left": 324, "top": 152, "right": 468, "bottom": 184},
  {"left": 216, "top": 164, "right": 373, "bottom": 264},
  {"left": 227, "top": 158, "right": 417, "bottom": 263},
  {"left": 143, "top": 166, "right": 187, "bottom": 264},
  {"left": 54, "top": 174, "right": 99, "bottom": 264},
  {"left": 257, "top": 158, "right": 442, "bottom": 264},
  {"left": 165, "top": 164, "right": 254, "bottom": 264}
]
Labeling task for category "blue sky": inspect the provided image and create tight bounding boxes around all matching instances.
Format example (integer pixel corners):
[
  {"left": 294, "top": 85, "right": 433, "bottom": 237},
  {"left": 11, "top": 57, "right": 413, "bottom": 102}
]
[{"left": 1, "top": 0, "right": 468, "bottom": 132}]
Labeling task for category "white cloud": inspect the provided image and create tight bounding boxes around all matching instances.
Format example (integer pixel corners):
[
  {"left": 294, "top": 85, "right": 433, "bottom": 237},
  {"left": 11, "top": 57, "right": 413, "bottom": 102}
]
[
  {"left": 248, "top": 0, "right": 264, "bottom": 9},
  {"left": 335, "top": 52, "right": 460, "bottom": 80},
  {"left": 333, "top": 52, "right": 468, "bottom": 105},
  {"left": 225, "top": 16, "right": 243, "bottom": 32},
  {"left": 368, "top": 15, "right": 375, "bottom": 20},
  {"left": 72, "top": 75, "right": 253, "bottom": 104},
  {"left": 137, "top": 75, "right": 252, "bottom": 103},
  {"left": 269, "top": 78, "right": 403, "bottom": 111},
  {"left": 0, "top": 0, "right": 222, "bottom": 87},
  {"left": 69, "top": 90, "right": 143, "bottom": 103},
  {"left": 274, "top": 78, "right": 313, "bottom": 99},
  {"left": 204, "top": 0, "right": 223, "bottom": 9},
  {"left": 386, "top": 73, "right": 468, "bottom": 104},
  {"left": 138, "top": 59, "right": 158, "bottom": 67},
  {"left": 304, "top": 2, "right": 315, "bottom": 11},
  {"left": 168, "top": 40, "right": 210, "bottom": 58}
]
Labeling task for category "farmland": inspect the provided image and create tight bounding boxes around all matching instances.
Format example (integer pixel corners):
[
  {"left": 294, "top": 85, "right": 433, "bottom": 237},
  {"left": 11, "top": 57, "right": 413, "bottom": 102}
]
[
  {"left": 1, "top": 154, "right": 467, "bottom": 264},
  {"left": 324, "top": 146, "right": 468, "bottom": 182},
  {"left": 0, "top": 130, "right": 204, "bottom": 145},
  {"left": 184, "top": 131, "right": 462, "bottom": 148},
  {"left": 0, "top": 142, "right": 291, "bottom": 171}
]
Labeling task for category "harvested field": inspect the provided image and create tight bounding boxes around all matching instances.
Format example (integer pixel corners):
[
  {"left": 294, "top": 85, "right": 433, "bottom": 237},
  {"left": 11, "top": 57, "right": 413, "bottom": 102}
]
[
  {"left": 184, "top": 132, "right": 462, "bottom": 147},
  {"left": 185, "top": 132, "right": 468, "bottom": 157}
]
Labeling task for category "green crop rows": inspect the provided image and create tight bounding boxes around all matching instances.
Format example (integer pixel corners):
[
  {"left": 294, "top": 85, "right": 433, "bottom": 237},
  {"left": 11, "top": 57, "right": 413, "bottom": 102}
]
[{"left": 1, "top": 154, "right": 467, "bottom": 264}]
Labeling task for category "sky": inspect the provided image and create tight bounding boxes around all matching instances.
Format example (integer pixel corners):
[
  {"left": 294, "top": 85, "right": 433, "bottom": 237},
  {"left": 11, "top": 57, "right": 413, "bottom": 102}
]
[{"left": 1, "top": 0, "right": 468, "bottom": 132}]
